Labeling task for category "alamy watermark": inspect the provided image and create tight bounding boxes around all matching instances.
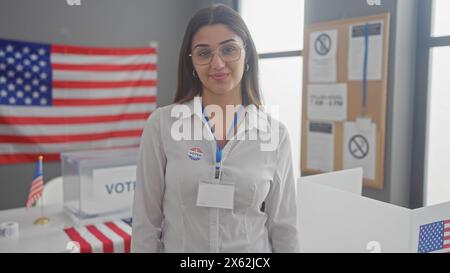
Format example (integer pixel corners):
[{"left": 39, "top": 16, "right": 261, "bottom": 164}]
[
  {"left": 170, "top": 100, "right": 281, "bottom": 152},
  {"left": 366, "top": 0, "right": 381, "bottom": 6},
  {"left": 66, "top": 0, "right": 81, "bottom": 6}
]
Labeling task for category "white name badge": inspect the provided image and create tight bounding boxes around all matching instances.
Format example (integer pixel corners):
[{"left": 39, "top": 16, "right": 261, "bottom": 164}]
[{"left": 196, "top": 180, "right": 235, "bottom": 210}]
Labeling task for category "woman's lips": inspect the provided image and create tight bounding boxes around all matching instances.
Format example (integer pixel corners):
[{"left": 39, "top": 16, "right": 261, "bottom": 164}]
[{"left": 210, "top": 73, "right": 229, "bottom": 81}]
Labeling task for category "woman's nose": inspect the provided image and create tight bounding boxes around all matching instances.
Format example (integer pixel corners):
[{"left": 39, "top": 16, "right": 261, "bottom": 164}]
[{"left": 210, "top": 53, "right": 226, "bottom": 69}]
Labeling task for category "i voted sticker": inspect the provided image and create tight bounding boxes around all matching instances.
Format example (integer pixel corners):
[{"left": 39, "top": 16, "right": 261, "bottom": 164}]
[{"left": 188, "top": 147, "right": 203, "bottom": 161}]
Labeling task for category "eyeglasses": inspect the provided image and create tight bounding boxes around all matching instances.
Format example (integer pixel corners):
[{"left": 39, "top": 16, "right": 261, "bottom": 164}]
[{"left": 189, "top": 43, "right": 245, "bottom": 65}]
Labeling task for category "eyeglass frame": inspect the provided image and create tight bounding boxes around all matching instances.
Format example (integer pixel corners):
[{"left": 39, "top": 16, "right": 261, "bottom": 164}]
[{"left": 188, "top": 42, "right": 246, "bottom": 66}]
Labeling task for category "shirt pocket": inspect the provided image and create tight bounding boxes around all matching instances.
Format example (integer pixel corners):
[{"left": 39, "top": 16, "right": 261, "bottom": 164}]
[{"left": 221, "top": 179, "right": 255, "bottom": 213}]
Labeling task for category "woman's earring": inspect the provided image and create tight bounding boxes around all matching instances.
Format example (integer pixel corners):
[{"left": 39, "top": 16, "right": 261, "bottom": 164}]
[
  {"left": 192, "top": 69, "right": 197, "bottom": 78},
  {"left": 245, "top": 64, "right": 250, "bottom": 72}
]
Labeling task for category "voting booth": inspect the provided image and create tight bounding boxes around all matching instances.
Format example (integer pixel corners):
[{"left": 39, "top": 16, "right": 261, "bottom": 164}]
[
  {"left": 61, "top": 147, "right": 138, "bottom": 225},
  {"left": 298, "top": 169, "right": 450, "bottom": 253}
]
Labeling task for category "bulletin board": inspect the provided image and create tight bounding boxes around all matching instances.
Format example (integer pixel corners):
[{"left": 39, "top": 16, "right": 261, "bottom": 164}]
[{"left": 301, "top": 13, "right": 390, "bottom": 189}]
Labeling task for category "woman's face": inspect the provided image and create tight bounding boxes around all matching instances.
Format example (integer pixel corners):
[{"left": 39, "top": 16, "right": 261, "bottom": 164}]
[{"left": 191, "top": 24, "right": 246, "bottom": 97}]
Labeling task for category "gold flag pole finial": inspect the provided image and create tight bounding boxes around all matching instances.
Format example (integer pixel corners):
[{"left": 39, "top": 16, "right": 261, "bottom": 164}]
[{"left": 34, "top": 155, "right": 50, "bottom": 225}]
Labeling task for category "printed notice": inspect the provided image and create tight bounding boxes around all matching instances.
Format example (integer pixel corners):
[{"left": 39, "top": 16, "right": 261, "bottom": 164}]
[
  {"left": 343, "top": 121, "right": 376, "bottom": 180},
  {"left": 309, "top": 30, "right": 338, "bottom": 83},
  {"left": 308, "top": 83, "right": 347, "bottom": 121},
  {"left": 307, "top": 121, "right": 334, "bottom": 172},
  {"left": 348, "top": 21, "right": 384, "bottom": 80}
]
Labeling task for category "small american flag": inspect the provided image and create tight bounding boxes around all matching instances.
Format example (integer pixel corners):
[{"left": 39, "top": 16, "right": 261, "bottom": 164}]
[
  {"left": 418, "top": 219, "right": 450, "bottom": 253},
  {"left": 26, "top": 155, "right": 44, "bottom": 208},
  {"left": 0, "top": 38, "right": 157, "bottom": 164}
]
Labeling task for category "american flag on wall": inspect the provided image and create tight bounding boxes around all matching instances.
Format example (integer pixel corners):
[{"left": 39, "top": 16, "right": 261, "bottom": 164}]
[
  {"left": 0, "top": 38, "right": 157, "bottom": 164},
  {"left": 418, "top": 219, "right": 450, "bottom": 253}
]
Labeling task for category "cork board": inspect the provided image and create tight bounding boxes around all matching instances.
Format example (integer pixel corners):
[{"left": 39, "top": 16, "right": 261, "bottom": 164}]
[{"left": 301, "top": 13, "right": 390, "bottom": 189}]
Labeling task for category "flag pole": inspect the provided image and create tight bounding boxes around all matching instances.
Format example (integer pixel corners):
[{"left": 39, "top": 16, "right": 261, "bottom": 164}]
[{"left": 34, "top": 155, "right": 50, "bottom": 225}]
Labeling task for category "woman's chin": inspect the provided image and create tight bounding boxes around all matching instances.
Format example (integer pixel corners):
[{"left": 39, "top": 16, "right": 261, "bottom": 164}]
[{"left": 205, "top": 86, "right": 235, "bottom": 96}]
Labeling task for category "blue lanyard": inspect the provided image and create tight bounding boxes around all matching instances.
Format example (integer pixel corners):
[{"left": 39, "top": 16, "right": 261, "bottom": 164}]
[
  {"left": 362, "top": 23, "right": 369, "bottom": 115},
  {"left": 202, "top": 105, "right": 244, "bottom": 179}
]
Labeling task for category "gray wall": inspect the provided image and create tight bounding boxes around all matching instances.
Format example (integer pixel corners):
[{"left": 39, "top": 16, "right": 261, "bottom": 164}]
[
  {"left": 0, "top": 0, "right": 230, "bottom": 209},
  {"left": 305, "top": 0, "right": 418, "bottom": 208}
]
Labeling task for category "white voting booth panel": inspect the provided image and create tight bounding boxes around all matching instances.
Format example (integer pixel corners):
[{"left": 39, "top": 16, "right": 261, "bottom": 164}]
[
  {"left": 298, "top": 168, "right": 450, "bottom": 253},
  {"left": 299, "top": 168, "right": 363, "bottom": 195}
]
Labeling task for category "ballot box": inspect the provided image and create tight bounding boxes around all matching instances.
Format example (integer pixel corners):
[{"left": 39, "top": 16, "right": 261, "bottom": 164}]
[{"left": 61, "top": 147, "right": 138, "bottom": 225}]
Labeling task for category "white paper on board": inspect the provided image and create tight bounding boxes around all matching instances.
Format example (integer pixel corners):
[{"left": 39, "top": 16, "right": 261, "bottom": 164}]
[
  {"left": 307, "top": 83, "right": 347, "bottom": 121},
  {"left": 306, "top": 121, "right": 334, "bottom": 172},
  {"left": 343, "top": 121, "right": 376, "bottom": 180},
  {"left": 348, "top": 21, "right": 383, "bottom": 81},
  {"left": 309, "top": 29, "right": 338, "bottom": 83}
]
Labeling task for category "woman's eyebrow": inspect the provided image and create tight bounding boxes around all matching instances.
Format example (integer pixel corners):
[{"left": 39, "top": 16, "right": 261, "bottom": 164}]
[
  {"left": 219, "top": 38, "right": 237, "bottom": 45},
  {"left": 193, "top": 38, "right": 237, "bottom": 49}
]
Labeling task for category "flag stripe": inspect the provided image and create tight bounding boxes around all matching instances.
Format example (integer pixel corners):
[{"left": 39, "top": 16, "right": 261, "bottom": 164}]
[
  {"left": 52, "top": 44, "right": 156, "bottom": 55},
  {"left": 28, "top": 185, "right": 42, "bottom": 195},
  {"left": 105, "top": 221, "right": 131, "bottom": 253},
  {"left": 0, "top": 129, "right": 142, "bottom": 143},
  {"left": 52, "top": 79, "right": 156, "bottom": 89},
  {"left": 29, "top": 182, "right": 43, "bottom": 194},
  {"left": 64, "top": 227, "right": 92, "bottom": 253},
  {"left": 52, "top": 70, "right": 156, "bottom": 81},
  {"left": 52, "top": 88, "right": 156, "bottom": 100},
  {"left": 53, "top": 96, "right": 156, "bottom": 106},
  {"left": 26, "top": 192, "right": 42, "bottom": 207},
  {"left": 96, "top": 223, "right": 124, "bottom": 253},
  {"left": 28, "top": 188, "right": 42, "bottom": 197},
  {"left": 0, "top": 103, "right": 155, "bottom": 117},
  {"left": 27, "top": 192, "right": 40, "bottom": 202},
  {"left": 29, "top": 180, "right": 43, "bottom": 193},
  {"left": 0, "top": 140, "right": 139, "bottom": 154},
  {"left": 28, "top": 189, "right": 43, "bottom": 200},
  {"left": 51, "top": 53, "right": 156, "bottom": 65},
  {"left": 0, "top": 112, "right": 151, "bottom": 125},
  {"left": 27, "top": 191, "right": 42, "bottom": 203},
  {"left": 1, "top": 153, "right": 59, "bottom": 164},
  {"left": 77, "top": 227, "right": 104, "bottom": 253},
  {"left": 114, "top": 220, "right": 132, "bottom": 235},
  {"left": 0, "top": 120, "right": 146, "bottom": 136},
  {"left": 52, "top": 63, "right": 157, "bottom": 71},
  {"left": 28, "top": 189, "right": 41, "bottom": 198},
  {"left": 0, "top": 147, "right": 138, "bottom": 163},
  {"left": 86, "top": 225, "right": 114, "bottom": 253}
]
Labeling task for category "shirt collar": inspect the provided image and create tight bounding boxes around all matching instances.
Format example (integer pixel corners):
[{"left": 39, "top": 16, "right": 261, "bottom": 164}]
[{"left": 177, "top": 96, "right": 269, "bottom": 133}]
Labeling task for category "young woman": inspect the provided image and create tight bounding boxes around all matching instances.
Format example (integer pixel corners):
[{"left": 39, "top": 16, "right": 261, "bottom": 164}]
[{"left": 131, "top": 4, "right": 299, "bottom": 253}]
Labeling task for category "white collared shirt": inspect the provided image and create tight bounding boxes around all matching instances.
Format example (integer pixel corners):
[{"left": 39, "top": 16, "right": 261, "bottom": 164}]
[{"left": 131, "top": 96, "right": 299, "bottom": 252}]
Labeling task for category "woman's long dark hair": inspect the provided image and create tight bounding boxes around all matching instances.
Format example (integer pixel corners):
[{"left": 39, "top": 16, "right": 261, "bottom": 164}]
[{"left": 173, "top": 4, "right": 262, "bottom": 107}]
